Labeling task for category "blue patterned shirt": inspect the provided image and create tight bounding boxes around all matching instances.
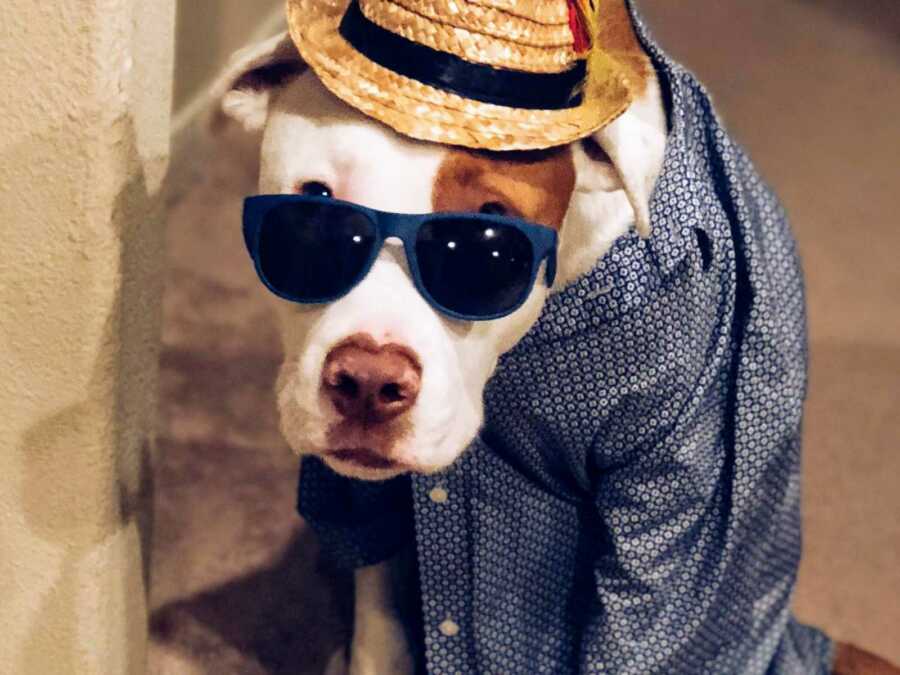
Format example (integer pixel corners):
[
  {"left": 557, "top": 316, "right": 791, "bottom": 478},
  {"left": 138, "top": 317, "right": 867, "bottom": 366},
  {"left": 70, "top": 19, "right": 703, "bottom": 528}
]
[{"left": 297, "top": 4, "right": 834, "bottom": 673}]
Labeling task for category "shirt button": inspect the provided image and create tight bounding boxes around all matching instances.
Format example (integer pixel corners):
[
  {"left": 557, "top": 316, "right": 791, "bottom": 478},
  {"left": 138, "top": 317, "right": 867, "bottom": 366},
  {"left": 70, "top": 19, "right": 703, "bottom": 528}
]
[
  {"left": 439, "top": 618, "right": 460, "bottom": 637},
  {"left": 429, "top": 486, "right": 449, "bottom": 504}
]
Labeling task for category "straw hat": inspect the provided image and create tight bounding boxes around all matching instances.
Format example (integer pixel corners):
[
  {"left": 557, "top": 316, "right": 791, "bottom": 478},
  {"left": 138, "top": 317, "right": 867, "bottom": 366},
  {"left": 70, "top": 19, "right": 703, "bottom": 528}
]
[{"left": 285, "top": 0, "right": 636, "bottom": 151}]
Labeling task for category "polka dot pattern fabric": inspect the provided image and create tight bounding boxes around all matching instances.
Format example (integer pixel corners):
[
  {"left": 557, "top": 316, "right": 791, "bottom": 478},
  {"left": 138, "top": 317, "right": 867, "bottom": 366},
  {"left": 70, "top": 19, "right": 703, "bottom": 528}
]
[{"left": 297, "top": 2, "right": 834, "bottom": 672}]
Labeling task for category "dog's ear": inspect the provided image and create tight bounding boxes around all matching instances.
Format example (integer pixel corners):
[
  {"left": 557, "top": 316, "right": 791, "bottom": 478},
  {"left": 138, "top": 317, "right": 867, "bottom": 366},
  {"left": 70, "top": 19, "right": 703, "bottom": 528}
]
[
  {"left": 590, "top": 80, "right": 667, "bottom": 239},
  {"left": 558, "top": 83, "right": 667, "bottom": 288},
  {"left": 210, "top": 31, "right": 307, "bottom": 133},
  {"left": 582, "top": 0, "right": 667, "bottom": 239}
]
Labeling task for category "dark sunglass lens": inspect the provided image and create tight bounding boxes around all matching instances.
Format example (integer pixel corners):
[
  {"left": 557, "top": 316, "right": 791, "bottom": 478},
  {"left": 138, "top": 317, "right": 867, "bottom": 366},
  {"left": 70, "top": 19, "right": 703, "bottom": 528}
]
[
  {"left": 257, "top": 201, "right": 376, "bottom": 300},
  {"left": 415, "top": 219, "right": 534, "bottom": 318}
]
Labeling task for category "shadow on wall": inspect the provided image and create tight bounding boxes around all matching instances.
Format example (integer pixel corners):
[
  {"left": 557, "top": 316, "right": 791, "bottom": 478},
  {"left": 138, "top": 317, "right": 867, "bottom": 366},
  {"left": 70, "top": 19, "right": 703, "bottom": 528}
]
[{"left": 16, "top": 119, "right": 162, "bottom": 674}]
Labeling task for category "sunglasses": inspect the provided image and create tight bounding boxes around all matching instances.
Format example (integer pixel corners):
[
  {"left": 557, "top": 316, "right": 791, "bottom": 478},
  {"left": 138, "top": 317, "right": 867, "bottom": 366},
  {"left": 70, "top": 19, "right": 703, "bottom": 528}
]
[{"left": 242, "top": 194, "right": 558, "bottom": 321}]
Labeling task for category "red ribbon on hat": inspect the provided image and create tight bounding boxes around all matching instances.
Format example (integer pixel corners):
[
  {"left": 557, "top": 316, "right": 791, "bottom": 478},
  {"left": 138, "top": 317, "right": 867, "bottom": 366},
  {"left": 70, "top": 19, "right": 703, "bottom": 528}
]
[{"left": 567, "top": 0, "right": 595, "bottom": 55}]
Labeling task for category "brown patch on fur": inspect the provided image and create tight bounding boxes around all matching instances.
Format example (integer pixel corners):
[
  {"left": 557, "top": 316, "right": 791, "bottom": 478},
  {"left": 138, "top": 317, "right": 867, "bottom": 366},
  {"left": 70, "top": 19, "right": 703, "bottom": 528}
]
[
  {"left": 432, "top": 147, "right": 576, "bottom": 231},
  {"left": 597, "top": 0, "right": 653, "bottom": 95},
  {"left": 832, "top": 643, "right": 900, "bottom": 675}
]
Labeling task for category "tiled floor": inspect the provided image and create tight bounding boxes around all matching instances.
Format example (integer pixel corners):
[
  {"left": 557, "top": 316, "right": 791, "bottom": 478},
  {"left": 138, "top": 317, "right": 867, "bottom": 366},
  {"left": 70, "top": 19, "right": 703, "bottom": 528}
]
[{"left": 149, "top": 2, "right": 900, "bottom": 672}]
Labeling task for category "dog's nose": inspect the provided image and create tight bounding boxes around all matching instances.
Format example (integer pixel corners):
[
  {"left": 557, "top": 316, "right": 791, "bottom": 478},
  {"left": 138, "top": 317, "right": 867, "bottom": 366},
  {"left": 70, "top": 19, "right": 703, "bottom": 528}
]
[{"left": 322, "top": 339, "right": 421, "bottom": 422}]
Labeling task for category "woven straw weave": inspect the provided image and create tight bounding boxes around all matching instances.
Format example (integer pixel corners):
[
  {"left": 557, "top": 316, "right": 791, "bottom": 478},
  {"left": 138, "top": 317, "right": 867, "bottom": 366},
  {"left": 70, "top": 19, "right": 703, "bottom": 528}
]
[
  {"left": 287, "top": 0, "right": 634, "bottom": 150},
  {"left": 362, "top": 1, "right": 578, "bottom": 72},
  {"left": 367, "top": 0, "right": 575, "bottom": 48},
  {"left": 465, "top": 0, "right": 569, "bottom": 25}
]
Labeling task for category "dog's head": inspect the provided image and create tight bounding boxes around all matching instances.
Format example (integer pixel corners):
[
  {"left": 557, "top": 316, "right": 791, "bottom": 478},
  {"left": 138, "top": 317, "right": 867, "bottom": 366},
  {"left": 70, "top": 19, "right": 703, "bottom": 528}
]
[{"left": 215, "top": 15, "right": 666, "bottom": 480}]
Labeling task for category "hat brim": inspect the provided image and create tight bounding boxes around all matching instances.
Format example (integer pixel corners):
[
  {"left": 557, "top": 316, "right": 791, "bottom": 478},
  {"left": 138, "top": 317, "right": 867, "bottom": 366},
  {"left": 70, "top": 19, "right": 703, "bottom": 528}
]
[{"left": 286, "top": 0, "right": 634, "bottom": 151}]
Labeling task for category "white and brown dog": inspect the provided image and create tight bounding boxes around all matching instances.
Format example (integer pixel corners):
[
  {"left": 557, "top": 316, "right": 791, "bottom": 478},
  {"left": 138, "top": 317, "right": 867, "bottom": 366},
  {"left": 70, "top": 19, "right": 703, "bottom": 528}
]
[{"left": 212, "top": 5, "right": 895, "bottom": 674}]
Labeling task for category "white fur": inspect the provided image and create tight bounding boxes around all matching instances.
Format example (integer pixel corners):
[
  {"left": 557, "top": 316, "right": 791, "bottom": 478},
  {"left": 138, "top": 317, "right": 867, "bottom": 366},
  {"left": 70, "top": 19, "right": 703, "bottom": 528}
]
[
  {"left": 219, "top": 33, "right": 665, "bottom": 481},
  {"left": 324, "top": 562, "right": 415, "bottom": 675},
  {"left": 592, "top": 75, "right": 668, "bottom": 239},
  {"left": 217, "top": 31, "right": 666, "bottom": 673},
  {"left": 256, "top": 69, "right": 553, "bottom": 479}
]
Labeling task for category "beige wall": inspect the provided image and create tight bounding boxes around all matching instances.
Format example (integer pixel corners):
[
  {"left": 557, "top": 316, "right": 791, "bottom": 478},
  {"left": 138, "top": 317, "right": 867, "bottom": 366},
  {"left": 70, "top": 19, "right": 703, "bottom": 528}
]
[
  {"left": 0, "top": 2, "right": 175, "bottom": 674},
  {"left": 173, "top": 0, "right": 282, "bottom": 117}
]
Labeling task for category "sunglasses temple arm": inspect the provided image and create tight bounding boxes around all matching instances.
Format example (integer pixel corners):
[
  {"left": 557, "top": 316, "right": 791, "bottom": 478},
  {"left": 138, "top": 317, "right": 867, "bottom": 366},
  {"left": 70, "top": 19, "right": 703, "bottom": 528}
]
[{"left": 544, "top": 250, "right": 558, "bottom": 288}]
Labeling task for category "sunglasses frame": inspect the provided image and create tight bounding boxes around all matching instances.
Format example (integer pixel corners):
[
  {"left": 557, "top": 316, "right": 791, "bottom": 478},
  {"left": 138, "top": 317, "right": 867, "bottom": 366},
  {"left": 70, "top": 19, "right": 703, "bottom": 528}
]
[{"left": 242, "top": 194, "right": 558, "bottom": 321}]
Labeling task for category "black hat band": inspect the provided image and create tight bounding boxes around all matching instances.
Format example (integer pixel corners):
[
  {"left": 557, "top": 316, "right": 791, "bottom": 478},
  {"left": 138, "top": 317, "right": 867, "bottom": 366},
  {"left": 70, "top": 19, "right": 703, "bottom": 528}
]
[{"left": 338, "top": 0, "right": 586, "bottom": 111}]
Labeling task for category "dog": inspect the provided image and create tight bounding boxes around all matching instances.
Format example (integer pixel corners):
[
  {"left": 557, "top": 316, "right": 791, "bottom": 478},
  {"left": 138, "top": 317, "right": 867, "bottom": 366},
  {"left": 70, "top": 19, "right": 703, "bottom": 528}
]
[{"left": 213, "top": 2, "right": 898, "bottom": 673}]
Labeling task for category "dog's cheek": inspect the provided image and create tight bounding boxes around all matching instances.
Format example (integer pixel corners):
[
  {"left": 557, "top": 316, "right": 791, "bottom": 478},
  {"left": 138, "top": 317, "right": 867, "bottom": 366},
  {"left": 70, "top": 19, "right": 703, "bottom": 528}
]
[
  {"left": 272, "top": 308, "right": 336, "bottom": 454},
  {"left": 275, "top": 360, "right": 333, "bottom": 455},
  {"left": 439, "top": 287, "right": 547, "bottom": 414},
  {"left": 273, "top": 301, "right": 321, "bottom": 357},
  {"left": 413, "top": 290, "right": 547, "bottom": 469},
  {"left": 275, "top": 361, "right": 309, "bottom": 453},
  {"left": 405, "top": 393, "right": 482, "bottom": 472},
  {"left": 491, "top": 282, "right": 549, "bottom": 356}
]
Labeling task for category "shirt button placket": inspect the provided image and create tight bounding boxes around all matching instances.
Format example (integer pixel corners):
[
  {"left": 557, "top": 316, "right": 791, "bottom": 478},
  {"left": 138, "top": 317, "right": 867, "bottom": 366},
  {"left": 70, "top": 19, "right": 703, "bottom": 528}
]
[
  {"left": 429, "top": 486, "right": 449, "bottom": 504},
  {"left": 413, "top": 466, "right": 473, "bottom": 672},
  {"left": 439, "top": 618, "right": 460, "bottom": 637}
]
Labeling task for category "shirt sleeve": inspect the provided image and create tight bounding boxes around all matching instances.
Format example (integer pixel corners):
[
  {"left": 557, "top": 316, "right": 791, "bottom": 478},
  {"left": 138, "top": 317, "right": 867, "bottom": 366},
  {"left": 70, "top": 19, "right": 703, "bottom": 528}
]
[
  {"left": 572, "top": 243, "right": 749, "bottom": 672},
  {"left": 575, "top": 143, "right": 825, "bottom": 671},
  {"left": 578, "top": 443, "right": 728, "bottom": 674},
  {"left": 578, "top": 420, "right": 831, "bottom": 674},
  {"left": 297, "top": 456, "right": 415, "bottom": 569}
]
